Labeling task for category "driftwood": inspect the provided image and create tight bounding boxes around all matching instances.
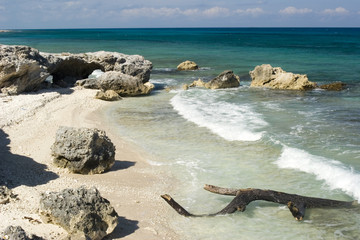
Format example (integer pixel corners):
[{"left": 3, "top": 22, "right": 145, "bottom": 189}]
[{"left": 161, "top": 184, "right": 358, "bottom": 220}]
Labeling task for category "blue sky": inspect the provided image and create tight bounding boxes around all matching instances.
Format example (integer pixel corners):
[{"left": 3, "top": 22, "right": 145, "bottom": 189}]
[{"left": 1, "top": 0, "right": 360, "bottom": 29}]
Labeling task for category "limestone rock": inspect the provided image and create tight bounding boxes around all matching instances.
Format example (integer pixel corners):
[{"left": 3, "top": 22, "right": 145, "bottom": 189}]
[
  {"left": 189, "top": 79, "right": 206, "bottom": 88},
  {"left": 39, "top": 186, "right": 118, "bottom": 240},
  {"left": 95, "top": 90, "right": 121, "bottom": 101},
  {"left": 0, "top": 44, "right": 153, "bottom": 95},
  {"left": 0, "top": 226, "right": 42, "bottom": 240},
  {"left": 0, "top": 45, "right": 49, "bottom": 95},
  {"left": 205, "top": 70, "right": 240, "bottom": 89},
  {"left": 97, "top": 71, "right": 154, "bottom": 97},
  {"left": 51, "top": 127, "right": 115, "bottom": 174},
  {"left": 249, "top": 64, "right": 317, "bottom": 90},
  {"left": 319, "top": 82, "right": 346, "bottom": 91},
  {"left": 177, "top": 61, "right": 199, "bottom": 71}
]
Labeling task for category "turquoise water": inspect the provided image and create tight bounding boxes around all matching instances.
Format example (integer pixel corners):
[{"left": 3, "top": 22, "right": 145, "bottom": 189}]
[{"left": 2, "top": 28, "right": 360, "bottom": 239}]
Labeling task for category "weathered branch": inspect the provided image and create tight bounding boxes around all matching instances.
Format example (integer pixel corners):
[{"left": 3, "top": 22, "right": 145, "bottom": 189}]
[{"left": 162, "top": 184, "right": 358, "bottom": 221}]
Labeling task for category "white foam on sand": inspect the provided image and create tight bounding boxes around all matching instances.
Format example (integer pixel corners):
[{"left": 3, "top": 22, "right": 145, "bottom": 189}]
[{"left": 276, "top": 145, "right": 360, "bottom": 201}]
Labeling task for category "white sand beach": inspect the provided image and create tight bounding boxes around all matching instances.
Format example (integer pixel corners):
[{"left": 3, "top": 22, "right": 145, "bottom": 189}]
[{"left": 0, "top": 87, "right": 178, "bottom": 239}]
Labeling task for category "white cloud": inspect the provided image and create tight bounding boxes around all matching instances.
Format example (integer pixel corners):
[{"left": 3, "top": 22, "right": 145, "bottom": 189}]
[
  {"left": 279, "top": 6, "right": 312, "bottom": 15},
  {"left": 202, "top": 7, "right": 231, "bottom": 17},
  {"left": 235, "top": 8, "right": 264, "bottom": 16},
  {"left": 322, "top": 7, "right": 349, "bottom": 15},
  {"left": 121, "top": 7, "right": 182, "bottom": 17}
]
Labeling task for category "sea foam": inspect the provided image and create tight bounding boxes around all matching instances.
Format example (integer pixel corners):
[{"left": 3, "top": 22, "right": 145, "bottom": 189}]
[
  {"left": 170, "top": 90, "right": 267, "bottom": 141},
  {"left": 276, "top": 145, "right": 360, "bottom": 201}
]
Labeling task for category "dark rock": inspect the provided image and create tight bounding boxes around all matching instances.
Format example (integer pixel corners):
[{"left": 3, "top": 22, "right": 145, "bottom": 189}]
[
  {"left": 51, "top": 127, "right": 115, "bottom": 174},
  {"left": 205, "top": 70, "right": 240, "bottom": 89},
  {"left": 39, "top": 186, "right": 118, "bottom": 240},
  {"left": 1, "top": 226, "right": 43, "bottom": 240},
  {"left": 319, "top": 82, "right": 346, "bottom": 91}
]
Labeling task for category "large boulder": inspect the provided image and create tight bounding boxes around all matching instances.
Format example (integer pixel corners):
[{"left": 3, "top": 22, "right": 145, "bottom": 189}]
[
  {"left": 0, "top": 45, "right": 49, "bottom": 95},
  {"left": 0, "top": 44, "right": 153, "bottom": 95},
  {"left": 249, "top": 64, "right": 317, "bottom": 90},
  {"left": 177, "top": 60, "right": 199, "bottom": 71},
  {"left": 51, "top": 127, "right": 115, "bottom": 174},
  {"left": 97, "top": 71, "right": 154, "bottom": 97},
  {"left": 39, "top": 186, "right": 118, "bottom": 240},
  {"left": 205, "top": 70, "right": 240, "bottom": 89}
]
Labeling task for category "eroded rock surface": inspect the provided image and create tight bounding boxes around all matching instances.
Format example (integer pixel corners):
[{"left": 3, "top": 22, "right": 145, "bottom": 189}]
[
  {"left": 51, "top": 127, "right": 115, "bottom": 174},
  {"left": 39, "top": 186, "right": 118, "bottom": 240},
  {"left": 177, "top": 60, "right": 199, "bottom": 71},
  {"left": 249, "top": 64, "right": 317, "bottom": 90}
]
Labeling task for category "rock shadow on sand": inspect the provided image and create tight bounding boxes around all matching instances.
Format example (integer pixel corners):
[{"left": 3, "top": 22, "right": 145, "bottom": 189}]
[
  {"left": 110, "top": 160, "right": 136, "bottom": 172},
  {"left": 0, "top": 129, "right": 58, "bottom": 188},
  {"left": 104, "top": 217, "right": 139, "bottom": 239}
]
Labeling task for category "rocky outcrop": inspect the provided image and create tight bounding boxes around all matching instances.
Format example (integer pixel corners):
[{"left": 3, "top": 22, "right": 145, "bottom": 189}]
[
  {"left": 97, "top": 71, "right": 154, "bottom": 97},
  {"left": 39, "top": 186, "right": 118, "bottom": 240},
  {"left": 0, "top": 45, "right": 49, "bottom": 95},
  {"left": 249, "top": 64, "right": 317, "bottom": 90},
  {"left": 319, "top": 82, "right": 346, "bottom": 91},
  {"left": 51, "top": 127, "right": 115, "bottom": 174},
  {"left": 0, "top": 44, "right": 153, "bottom": 95},
  {"left": 95, "top": 90, "right": 121, "bottom": 101},
  {"left": 177, "top": 60, "right": 199, "bottom": 71},
  {"left": 188, "top": 71, "right": 240, "bottom": 90},
  {"left": 205, "top": 70, "right": 240, "bottom": 89}
]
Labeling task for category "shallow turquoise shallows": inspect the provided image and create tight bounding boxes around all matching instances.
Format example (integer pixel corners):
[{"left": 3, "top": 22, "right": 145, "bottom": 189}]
[{"left": 2, "top": 28, "right": 360, "bottom": 239}]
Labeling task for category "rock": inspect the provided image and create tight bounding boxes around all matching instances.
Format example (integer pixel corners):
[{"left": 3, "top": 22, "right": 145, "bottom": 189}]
[
  {"left": 0, "top": 186, "right": 16, "bottom": 204},
  {"left": 97, "top": 71, "right": 154, "bottom": 97},
  {"left": 0, "top": 226, "right": 42, "bottom": 240},
  {"left": 51, "top": 127, "right": 115, "bottom": 174},
  {"left": 0, "top": 44, "right": 153, "bottom": 95},
  {"left": 177, "top": 60, "right": 199, "bottom": 71},
  {"left": 319, "top": 82, "right": 346, "bottom": 91},
  {"left": 0, "top": 45, "right": 49, "bottom": 95},
  {"left": 39, "top": 186, "right": 118, "bottom": 240},
  {"left": 189, "top": 79, "right": 206, "bottom": 88},
  {"left": 182, "top": 84, "right": 189, "bottom": 90},
  {"left": 249, "top": 64, "right": 317, "bottom": 90},
  {"left": 95, "top": 90, "right": 121, "bottom": 101},
  {"left": 205, "top": 70, "right": 240, "bottom": 89}
]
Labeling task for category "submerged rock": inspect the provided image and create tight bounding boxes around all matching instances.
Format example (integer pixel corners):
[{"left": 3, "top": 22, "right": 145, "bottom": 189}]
[
  {"left": 0, "top": 44, "right": 153, "bottom": 95},
  {"left": 51, "top": 126, "right": 115, "bottom": 174},
  {"left": 319, "top": 82, "right": 346, "bottom": 91},
  {"left": 177, "top": 60, "right": 199, "bottom": 71},
  {"left": 39, "top": 186, "right": 118, "bottom": 240},
  {"left": 249, "top": 64, "right": 317, "bottom": 90}
]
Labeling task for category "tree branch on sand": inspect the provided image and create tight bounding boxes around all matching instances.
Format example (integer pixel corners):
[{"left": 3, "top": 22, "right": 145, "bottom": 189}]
[{"left": 161, "top": 184, "right": 358, "bottom": 220}]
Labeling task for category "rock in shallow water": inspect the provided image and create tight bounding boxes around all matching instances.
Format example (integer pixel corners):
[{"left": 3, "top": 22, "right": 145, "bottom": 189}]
[
  {"left": 51, "top": 127, "right": 115, "bottom": 174},
  {"left": 39, "top": 186, "right": 118, "bottom": 240}
]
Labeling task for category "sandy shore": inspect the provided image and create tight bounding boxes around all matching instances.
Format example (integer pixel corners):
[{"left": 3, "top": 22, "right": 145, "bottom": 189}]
[{"left": 0, "top": 87, "right": 178, "bottom": 239}]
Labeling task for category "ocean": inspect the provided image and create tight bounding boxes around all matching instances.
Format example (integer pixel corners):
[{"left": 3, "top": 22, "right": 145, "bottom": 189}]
[{"left": 1, "top": 28, "right": 360, "bottom": 239}]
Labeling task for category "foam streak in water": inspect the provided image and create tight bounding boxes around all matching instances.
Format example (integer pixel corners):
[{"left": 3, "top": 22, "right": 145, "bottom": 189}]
[
  {"left": 170, "top": 90, "right": 267, "bottom": 141},
  {"left": 276, "top": 145, "right": 360, "bottom": 201}
]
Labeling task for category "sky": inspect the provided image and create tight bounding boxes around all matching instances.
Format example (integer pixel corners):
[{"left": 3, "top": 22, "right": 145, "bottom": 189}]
[{"left": 1, "top": 0, "right": 360, "bottom": 29}]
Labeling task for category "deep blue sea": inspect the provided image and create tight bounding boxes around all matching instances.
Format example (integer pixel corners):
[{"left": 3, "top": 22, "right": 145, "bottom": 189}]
[{"left": 1, "top": 28, "right": 360, "bottom": 239}]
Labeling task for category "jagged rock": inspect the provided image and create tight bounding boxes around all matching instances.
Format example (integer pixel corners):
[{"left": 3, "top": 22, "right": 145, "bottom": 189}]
[
  {"left": 0, "top": 45, "right": 49, "bottom": 95},
  {"left": 39, "top": 186, "right": 118, "bottom": 240},
  {"left": 95, "top": 90, "right": 121, "bottom": 101},
  {"left": 0, "top": 44, "right": 153, "bottom": 95},
  {"left": 0, "top": 186, "right": 16, "bottom": 204},
  {"left": 319, "top": 82, "right": 346, "bottom": 91},
  {"left": 0, "top": 226, "right": 42, "bottom": 240},
  {"left": 51, "top": 127, "right": 115, "bottom": 174},
  {"left": 189, "top": 79, "right": 206, "bottom": 88},
  {"left": 97, "top": 71, "right": 154, "bottom": 97},
  {"left": 249, "top": 64, "right": 317, "bottom": 90},
  {"left": 75, "top": 78, "right": 99, "bottom": 89},
  {"left": 177, "top": 61, "right": 199, "bottom": 71},
  {"left": 205, "top": 70, "right": 240, "bottom": 89}
]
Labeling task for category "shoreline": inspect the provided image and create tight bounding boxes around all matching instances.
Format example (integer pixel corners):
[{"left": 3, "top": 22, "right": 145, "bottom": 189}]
[{"left": 0, "top": 87, "right": 178, "bottom": 239}]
